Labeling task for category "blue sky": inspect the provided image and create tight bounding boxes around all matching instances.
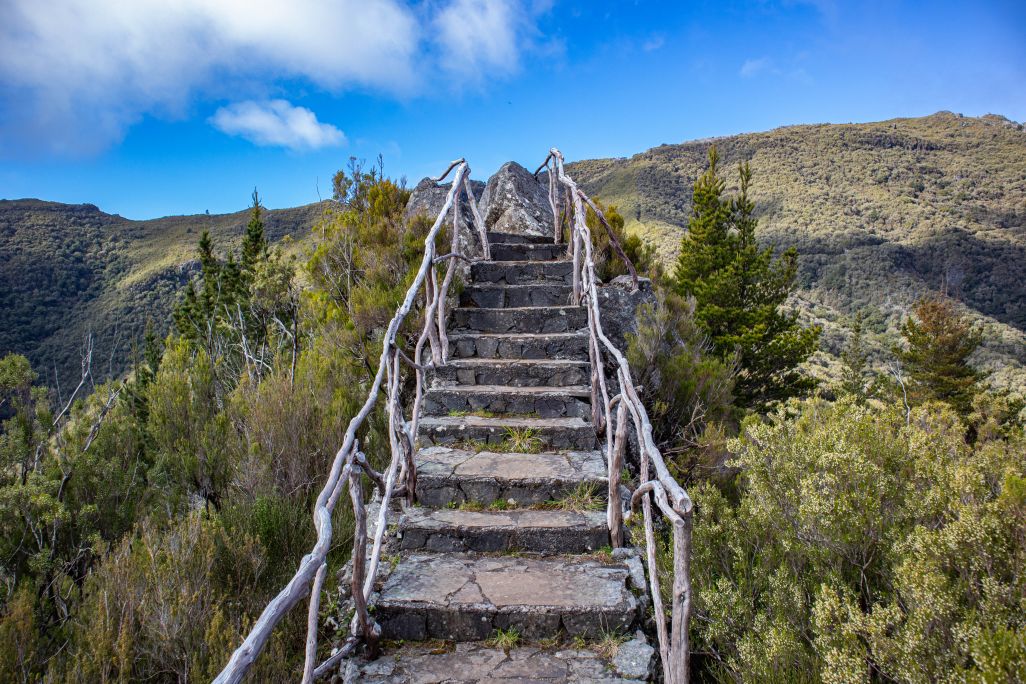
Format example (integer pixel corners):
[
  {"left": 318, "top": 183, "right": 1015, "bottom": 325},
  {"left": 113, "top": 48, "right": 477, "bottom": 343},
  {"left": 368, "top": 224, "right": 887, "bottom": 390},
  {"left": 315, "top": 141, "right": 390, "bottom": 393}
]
[{"left": 1, "top": 0, "right": 1023, "bottom": 219}]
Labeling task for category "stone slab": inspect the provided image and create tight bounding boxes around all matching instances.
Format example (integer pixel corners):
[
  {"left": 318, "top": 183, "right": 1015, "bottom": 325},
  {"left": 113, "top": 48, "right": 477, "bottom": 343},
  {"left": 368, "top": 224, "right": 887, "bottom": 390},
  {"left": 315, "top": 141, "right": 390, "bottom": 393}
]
[
  {"left": 399, "top": 508, "right": 609, "bottom": 554},
  {"left": 447, "top": 332, "right": 589, "bottom": 361},
  {"left": 415, "top": 446, "right": 607, "bottom": 506},
  {"left": 471, "top": 260, "right": 574, "bottom": 285},
  {"left": 343, "top": 642, "right": 646, "bottom": 683},
  {"left": 451, "top": 306, "right": 588, "bottom": 334},
  {"left": 460, "top": 283, "right": 574, "bottom": 308},
  {"left": 418, "top": 415, "right": 598, "bottom": 451},
  {"left": 423, "top": 384, "right": 592, "bottom": 419},
  {"left": 430, "top": 358, "right": 591, "bottom": 388},
  {"left": 376, "top": 554, "right": 637, "bottom": 640}
]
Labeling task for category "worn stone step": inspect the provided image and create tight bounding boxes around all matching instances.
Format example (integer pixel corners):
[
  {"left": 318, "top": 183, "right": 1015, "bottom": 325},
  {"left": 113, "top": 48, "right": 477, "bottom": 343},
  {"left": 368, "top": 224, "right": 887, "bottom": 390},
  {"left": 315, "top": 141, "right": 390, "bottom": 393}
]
[
  {"left": 431, "top": 358, "right": 590, "bottom": 387},
  {"left": 399, "top": 508, "right": 609, "bottom": 554},
  {"left": 451, "top": 306, "right": 588, "bottom": 334},
  {"left": 343, "top": 640, "right": 654, "bottom": 683},
  {"left": 424, "top": 385, "right": 591, "bottom": 419},
  {"left": 376, "top": 554, "right": 637, "bottom": 641},
  {"left": 448, "top": 332, "right": 589, "bottom": 361},
  {"left": 415, "top": 447, "right": 606, "bottom": 507},
  {"left": 487, "top": 231, "right": 554, "bottom": 245},
  {"left": 490, "top": 243, "right": 567, "bottom": 262},
  {"left": 418, "top": 415, "right": 598, "bottom": 451},
  {"left": 460, "top": 283, "right": 573, "bottom": 308},
  {"left": 472, "top": 259, "right": 574, "bottom": 285}
]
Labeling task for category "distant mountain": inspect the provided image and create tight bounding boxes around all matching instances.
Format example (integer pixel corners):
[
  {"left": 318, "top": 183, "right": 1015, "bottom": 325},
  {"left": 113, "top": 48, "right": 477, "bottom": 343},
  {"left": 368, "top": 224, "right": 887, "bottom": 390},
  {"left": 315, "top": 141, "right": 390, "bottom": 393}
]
[
  {"left": 4, "top": 112, "right": 1025, "bottom": 392},
  {"left": 0, "top": 198, "right": 325, "bottom": 387},
  {"left": 568, "top": 112, "right": 1026, "bottom": 391}
]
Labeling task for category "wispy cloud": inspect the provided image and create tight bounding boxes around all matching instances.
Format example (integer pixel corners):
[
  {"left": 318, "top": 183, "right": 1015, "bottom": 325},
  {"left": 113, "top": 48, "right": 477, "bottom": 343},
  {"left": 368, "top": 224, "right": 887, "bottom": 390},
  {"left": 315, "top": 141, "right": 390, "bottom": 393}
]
[
  {"left": 740, "top": 57, "right": 776, "bottom": 78},
  {"left": 0, "top": 0, "right": 545, "bottom": 156},
  {"left": 210, "top": 100, "right": 345, "bottom": 151},
  {"left": 642, "top": 34, "right": 666, "bottom": 52}
]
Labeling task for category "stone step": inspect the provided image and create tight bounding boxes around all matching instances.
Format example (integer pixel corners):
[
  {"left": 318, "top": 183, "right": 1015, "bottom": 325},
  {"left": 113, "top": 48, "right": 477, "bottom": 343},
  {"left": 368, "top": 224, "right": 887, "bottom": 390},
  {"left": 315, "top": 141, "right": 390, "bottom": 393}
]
[
  {"left": 415, "top": 446, "right": 607, "bottom": 507},
  {"left": 472, "top": 259, "right": 574, "bottom": 285},
  {"left": 490, "top": 243, "right": 567, "bottom": 262},
  {"left": 451, "top": 306, "right": 588, "bottom": 334},
  {"left": 431, "top": 358, "right": 590, "bottom": 387},
  {"left": 448, "top": 332, "right": 589, "bottom": 360},
  {"left": 418, "top": 415, "right": 598, "bottom": 451},
  {"left": 398, "top": 508, "right": 609, "bottom": 554},
  {"left": 460, "top": 283, "right": 573, "bottom": 308},
  {"left": 376, "top": 554, "right": 637, "bottom": 641},
  {"left": 424, "top": 385, "right": 591, "bottom": 419},
  {"left": 487, "top": 231, "right": 554, "bottom": 245},
  {"left": 343, "top": 640, "right": 653, "bottom": 683}
]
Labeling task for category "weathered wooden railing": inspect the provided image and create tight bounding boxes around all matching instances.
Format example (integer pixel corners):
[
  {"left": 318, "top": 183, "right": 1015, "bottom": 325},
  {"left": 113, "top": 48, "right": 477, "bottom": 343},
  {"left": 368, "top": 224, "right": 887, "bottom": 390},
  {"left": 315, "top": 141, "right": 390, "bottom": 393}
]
[
  {"left": 538, "top": 148, "right": 694, "bottom": 684},
  {"left": 213, "top": 159, "right": 488, "bottom": 684}
]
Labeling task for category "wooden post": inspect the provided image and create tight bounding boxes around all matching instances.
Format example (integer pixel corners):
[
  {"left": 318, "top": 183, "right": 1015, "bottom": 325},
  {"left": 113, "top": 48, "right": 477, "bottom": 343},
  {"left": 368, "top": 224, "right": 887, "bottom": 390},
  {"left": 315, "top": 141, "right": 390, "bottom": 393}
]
[{"left": 608, "top": 401, "right": 627, "bottom": 548}]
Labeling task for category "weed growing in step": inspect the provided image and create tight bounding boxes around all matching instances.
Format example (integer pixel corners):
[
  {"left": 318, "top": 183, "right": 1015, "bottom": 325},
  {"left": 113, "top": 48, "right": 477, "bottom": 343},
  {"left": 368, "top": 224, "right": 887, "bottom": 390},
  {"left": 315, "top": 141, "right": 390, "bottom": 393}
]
[
  {"left": 496, "top": 427, "right": 543, "bottom": 453},
  {"left": 447, "top": 409, "right": 498, "bottom": 418},
  {"left": 593, "top": 630, "right": 629, "bottom": 660},
  {"left": 535, "top": 482, "right": 604, "bottom": 512},
  {"left": 487, "top": 627, "right": 522, "bottom": 653}
]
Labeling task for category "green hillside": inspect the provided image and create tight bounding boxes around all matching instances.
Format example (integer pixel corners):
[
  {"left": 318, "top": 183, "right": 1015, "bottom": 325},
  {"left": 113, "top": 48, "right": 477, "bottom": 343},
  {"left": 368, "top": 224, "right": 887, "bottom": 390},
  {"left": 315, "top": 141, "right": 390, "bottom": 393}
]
[
  {"left": 567, "top": 112, "right": 1026, "bottom": 391},
  {"left": 0, "top": 198, "right": 326, "bottom": 385}
]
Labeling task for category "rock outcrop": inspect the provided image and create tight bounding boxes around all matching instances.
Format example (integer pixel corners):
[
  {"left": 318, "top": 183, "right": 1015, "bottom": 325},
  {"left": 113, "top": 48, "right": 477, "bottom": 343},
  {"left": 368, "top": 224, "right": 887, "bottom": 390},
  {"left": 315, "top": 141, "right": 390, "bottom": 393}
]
[{"left": 479, "top": 161, "right": 555, "bottom": 239}]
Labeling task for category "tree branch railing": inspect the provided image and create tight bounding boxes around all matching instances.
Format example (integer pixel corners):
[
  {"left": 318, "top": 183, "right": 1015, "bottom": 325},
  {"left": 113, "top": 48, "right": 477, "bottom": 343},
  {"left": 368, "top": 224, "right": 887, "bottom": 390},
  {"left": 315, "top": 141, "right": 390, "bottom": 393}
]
[
  {"left": 213, "top": 159, "right": 489, "bottom": 684},
  {"left": 542, "top": 148, "right": 694, "bottom": 684},
  {"left": 535, "top": 152, "right": 638, "bottom": 291}
]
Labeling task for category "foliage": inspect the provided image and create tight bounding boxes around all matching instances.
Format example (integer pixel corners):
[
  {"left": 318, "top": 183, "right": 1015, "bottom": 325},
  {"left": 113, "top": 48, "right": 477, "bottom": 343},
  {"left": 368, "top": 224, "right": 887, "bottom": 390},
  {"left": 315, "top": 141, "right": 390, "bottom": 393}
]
[
  {"left": 688, "top": 397, "right": 1026, "bottom": 682},
  {"left": 896, "top": 295, "right": 981, "bottom": 415},
  {"left": 672, "top": 146, "right": 820, "bottom": 411},
  {"left": 0, "top": 165, "right": 424, "bottom": 680},
  {"left": 585, "top": 201, "right": 658, "bottom": 282},
  {"left": 838, "top": 311, "right": 871, "bottom": 403},
  {"left": 626, "top": 292, "right": 735, "bottom": 469}
]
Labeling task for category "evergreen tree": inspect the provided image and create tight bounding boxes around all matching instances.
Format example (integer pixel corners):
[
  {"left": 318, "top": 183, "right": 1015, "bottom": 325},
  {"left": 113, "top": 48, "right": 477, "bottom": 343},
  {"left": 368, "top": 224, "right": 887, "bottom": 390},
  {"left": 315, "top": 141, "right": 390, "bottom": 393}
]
[
  {"left": 241, "top": 188, "right": 266, "bottom": 277},
  {"left": 839, "top": 311, "right": 871, "bottom": 403},
  {"left": 673, "top": 146, "right": 820, "bottom": 412},
  {"left": 896, "top": 295, "right": 981, "bottom": 414}
]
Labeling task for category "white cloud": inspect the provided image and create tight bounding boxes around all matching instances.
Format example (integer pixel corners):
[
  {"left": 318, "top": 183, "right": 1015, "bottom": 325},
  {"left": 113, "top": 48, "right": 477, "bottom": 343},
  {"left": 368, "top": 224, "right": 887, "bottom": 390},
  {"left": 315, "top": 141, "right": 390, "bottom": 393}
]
[
  {"left": 211, "top": 100, "right": 345, "bottom": 151},
  {"left": 0, "top": 0, "right": 542, "bottom": 156},
  {"left": 433, "top": 0, "right": 524, "bottom": 77},
  {"left": 740, "top": 57, "right": 775, "bottom": 78}
]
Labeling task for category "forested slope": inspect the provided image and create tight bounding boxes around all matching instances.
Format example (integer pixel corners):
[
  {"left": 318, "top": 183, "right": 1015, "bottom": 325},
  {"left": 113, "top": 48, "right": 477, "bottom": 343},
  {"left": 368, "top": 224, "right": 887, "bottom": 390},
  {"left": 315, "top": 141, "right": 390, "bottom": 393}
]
[{"left": 0, "top": 199, "right": 325, "bottom": 385}]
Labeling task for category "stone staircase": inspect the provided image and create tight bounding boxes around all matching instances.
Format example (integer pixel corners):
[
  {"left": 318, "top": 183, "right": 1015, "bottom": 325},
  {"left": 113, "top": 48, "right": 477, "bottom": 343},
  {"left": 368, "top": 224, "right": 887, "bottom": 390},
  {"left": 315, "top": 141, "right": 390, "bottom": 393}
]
[{"left": 345, "top": 232, "right": 653, "bottom": 682}]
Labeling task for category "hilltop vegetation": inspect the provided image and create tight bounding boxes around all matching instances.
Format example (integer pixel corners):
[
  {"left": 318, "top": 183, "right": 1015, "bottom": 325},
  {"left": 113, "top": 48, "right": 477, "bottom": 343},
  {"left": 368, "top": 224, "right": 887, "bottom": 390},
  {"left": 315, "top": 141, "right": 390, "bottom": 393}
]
[
  {"left": 568, "top": 112, "right": 1026, "bottom": 392},
  {"left": 0, "top": 199, "right": 325, "bottom": 388}
]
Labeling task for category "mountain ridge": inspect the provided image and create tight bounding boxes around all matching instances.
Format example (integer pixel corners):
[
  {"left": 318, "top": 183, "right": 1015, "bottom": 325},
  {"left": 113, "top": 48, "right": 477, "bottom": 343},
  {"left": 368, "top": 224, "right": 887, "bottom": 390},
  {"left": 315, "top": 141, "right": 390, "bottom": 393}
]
[
  {"left": 3, "top": 111, "right": 1024, "bottom": 392},
  {"left": 566, "top": 111, "right": 1026, "bottom": 392}
]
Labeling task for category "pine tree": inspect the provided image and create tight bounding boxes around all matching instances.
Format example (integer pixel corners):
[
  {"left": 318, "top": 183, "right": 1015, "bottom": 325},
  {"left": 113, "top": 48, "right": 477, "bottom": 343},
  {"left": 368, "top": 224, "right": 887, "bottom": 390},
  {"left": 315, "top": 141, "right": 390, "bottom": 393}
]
[
  {"left": 839, "top": 311, "right": 871, "bottom": 403},
  {"left": 673, "top": 146, "right": 820, "bottom": 411},
  {"left": 241, "top": 188, "right": 266, "bottom": 277},
  {"left": 896, "top": 295, "right": 981, "bottom": 414}
]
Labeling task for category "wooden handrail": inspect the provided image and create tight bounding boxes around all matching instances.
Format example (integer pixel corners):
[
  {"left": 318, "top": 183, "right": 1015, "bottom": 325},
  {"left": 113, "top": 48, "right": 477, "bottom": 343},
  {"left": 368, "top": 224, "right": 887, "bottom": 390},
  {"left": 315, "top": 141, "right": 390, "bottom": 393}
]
[
  {"left": 213, "top": 159, "right": 489, "bottom": 684},
  {"left": 545, "top": 147, "right": 693, "bottom": 684}
]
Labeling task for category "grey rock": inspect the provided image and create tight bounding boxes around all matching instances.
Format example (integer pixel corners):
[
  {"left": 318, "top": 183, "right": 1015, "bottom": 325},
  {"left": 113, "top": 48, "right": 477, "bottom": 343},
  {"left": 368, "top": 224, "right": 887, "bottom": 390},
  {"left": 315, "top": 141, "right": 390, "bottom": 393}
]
[
  {"left": 611, "top": 632, "right": 656, "bottom": 680},
  {"left": 596, "top": 276, "right": 656, "bottom": 355},
  {"left": 479, "top": 161, "right": 555, "bottom": 238}
]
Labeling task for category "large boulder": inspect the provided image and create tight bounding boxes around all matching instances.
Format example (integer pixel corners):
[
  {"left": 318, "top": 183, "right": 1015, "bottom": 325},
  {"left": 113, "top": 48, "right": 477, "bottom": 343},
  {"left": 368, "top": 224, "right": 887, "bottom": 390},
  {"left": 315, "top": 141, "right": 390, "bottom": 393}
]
[
  {"left": 479, "top": 161, "right": 555, "bottom": 239},
  {"left": 404, "top": 177, "right": 487, "bottom": 281},
  {"left": 404, "top": 177, "right": 485, "bottom": 229}
]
